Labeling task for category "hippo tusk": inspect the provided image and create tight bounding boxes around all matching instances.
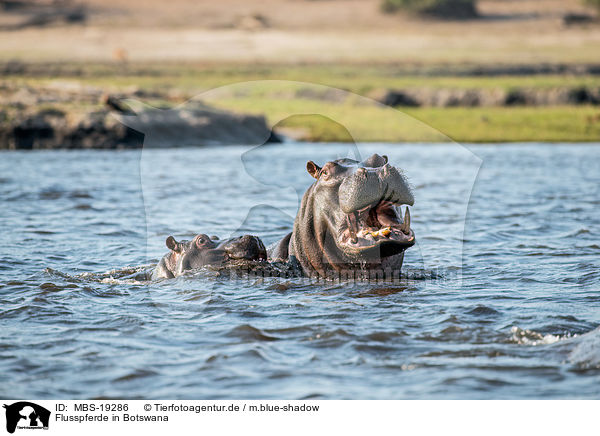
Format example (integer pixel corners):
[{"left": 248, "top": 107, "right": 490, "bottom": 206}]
[
  {"left": 400, "top": 207, "right": 411, "bottom": 235},
  {"left": 347, "top": 212, "right": 359, "bottom": 243}
]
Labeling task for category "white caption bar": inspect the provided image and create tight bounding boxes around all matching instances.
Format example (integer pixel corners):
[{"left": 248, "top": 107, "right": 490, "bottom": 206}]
[{"left": 1, "top": 400, "right": 595, "bottom": 436}]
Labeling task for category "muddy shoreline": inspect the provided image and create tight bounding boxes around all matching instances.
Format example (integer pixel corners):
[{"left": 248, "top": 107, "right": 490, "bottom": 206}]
[{"left": 0, "top": 83, "right": 280, "bottom": 150}]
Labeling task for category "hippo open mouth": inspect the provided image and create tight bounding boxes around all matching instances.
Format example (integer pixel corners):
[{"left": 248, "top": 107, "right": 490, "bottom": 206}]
[
  {"left": 333, "top": 154, "right": 415, "bottom": 259},
  {"left": 340, "top": 200, "right": 415, "bottom": 258},
  {"left": 269, "top": 153, "right": 416, "bottom": 277}
]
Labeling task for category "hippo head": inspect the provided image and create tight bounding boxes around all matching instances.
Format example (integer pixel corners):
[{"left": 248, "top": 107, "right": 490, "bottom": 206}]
[
  {"left": 153, "top": 233, "right": 267, "bottom": 278},
  {"left": 218, "top": 235, "right": 267, "bottom": 262},
  {"left": 291, "top": 153, "right": 415, "bottom": 276},
  {"left": 162, "top": 234, "right": 217, "bottom": 272},
  {"left": 170, "top": 234, "right": 228, "bottom": 274}
]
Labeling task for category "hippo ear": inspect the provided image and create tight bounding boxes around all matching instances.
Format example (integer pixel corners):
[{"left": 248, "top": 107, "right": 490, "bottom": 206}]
[
  {"left": 306, "top": 161, "right": 321, "bottom": 179},
  {"left": 362, "top": 154, "right": 388, "bottom": 168},
  {"left": 166, "top": 236, "right": 179, "bottom": 252}
]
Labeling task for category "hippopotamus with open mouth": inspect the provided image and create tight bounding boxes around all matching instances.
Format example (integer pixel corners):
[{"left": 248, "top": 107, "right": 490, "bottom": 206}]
[
  {"left": 152, "top": 233, "right": 267, "bottom": 279},
  {"left": 269, "top": 153, "right": 415, "bottom": 278}
]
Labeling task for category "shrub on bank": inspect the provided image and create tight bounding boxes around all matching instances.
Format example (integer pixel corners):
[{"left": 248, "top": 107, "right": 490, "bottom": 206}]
[
  {"left": 584, "top": 0, "right": 600, "bottom": 12},
  {"left": 381, "top": 0, "right": 478, "bottom": 19}
]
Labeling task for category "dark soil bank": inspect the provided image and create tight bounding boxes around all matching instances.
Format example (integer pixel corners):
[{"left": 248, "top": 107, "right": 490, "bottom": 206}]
[
  {"left": 376, "top": 86, "right": 600, "bottom": 108},
  {"left": 0, "top": 85, "right": 279, "bottom": 150},
  {"left": 0, "top": 105, "right": 279, "bottom": 150}
]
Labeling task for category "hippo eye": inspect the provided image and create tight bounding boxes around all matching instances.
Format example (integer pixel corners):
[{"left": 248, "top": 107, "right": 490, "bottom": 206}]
[{"left": 320, "top": 168, "right": 329, "bottom": 179}]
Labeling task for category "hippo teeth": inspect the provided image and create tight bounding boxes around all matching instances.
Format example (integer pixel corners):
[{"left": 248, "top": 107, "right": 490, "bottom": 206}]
[
  {"left": 400, "top": 207, "right": 411, "bottom": 235},
  {"left": 342, "top": 201, "right": 413, "bottom": 248},
  {"left": 347, "top": 212, "right": 359, "bottom": 243}
]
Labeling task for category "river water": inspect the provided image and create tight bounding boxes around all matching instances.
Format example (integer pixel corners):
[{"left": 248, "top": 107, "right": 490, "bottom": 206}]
[{"left": 0, "top": 143, "right": 599, "bottom": 399}]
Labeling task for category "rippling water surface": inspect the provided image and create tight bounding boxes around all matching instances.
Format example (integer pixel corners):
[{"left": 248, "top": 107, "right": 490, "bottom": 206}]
[{"left": 1, "top": 143, "right": 599, "bottom": 399}]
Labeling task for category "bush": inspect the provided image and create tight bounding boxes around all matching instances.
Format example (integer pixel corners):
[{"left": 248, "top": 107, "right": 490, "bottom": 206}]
[
  {"left": 381, "top": 0, "right": 478, "bottom": 19},
  {"left": 584, "top": 0, "right": 600, "bottom": 11}
]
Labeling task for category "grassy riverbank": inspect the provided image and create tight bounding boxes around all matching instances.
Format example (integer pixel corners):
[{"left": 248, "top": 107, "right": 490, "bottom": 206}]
[
  {"left": 2, "top": 63, "right": 600, "bottom": 143},
  {"left": 216, "top": 98, "right": 600, "bottom": 143}
]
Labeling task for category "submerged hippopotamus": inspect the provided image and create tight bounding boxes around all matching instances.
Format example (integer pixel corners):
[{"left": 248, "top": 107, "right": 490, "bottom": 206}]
[
  {"left": 269, "top": 154, "right": 415, "bottom": 278},
  {"left": 152, "top": 233, "right": 267, "bottom": 279}
]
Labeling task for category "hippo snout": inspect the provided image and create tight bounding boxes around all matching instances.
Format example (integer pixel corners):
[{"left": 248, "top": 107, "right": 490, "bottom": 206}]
[
  {"left": 339, "top": 164, "right": 413, "bottom": 214},
  {"left": 221, "top": 235, "right": 267, "bottom": 261},
  {"left": 360, "top": 153, "right": 388, "bottom": 168}
]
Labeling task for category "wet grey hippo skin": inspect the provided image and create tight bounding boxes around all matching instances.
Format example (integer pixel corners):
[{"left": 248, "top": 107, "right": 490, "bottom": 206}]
[
  {"left": 268, "top": 154, "right": 415, "bottom": 278},
  {"left": 152, "top": 234, "right": 267, "bottom": 279}
]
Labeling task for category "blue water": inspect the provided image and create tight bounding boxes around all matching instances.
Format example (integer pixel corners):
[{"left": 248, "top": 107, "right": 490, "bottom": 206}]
[{"left": 0, "top": 143, "right": 599, "bottom": 399}]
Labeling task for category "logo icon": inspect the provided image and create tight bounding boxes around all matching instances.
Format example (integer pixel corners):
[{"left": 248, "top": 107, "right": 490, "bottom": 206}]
[{"left": 3, "top": 402, "right": 50, "bottom": 434}]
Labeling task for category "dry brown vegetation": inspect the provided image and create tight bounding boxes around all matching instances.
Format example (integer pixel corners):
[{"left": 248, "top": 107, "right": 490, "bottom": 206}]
[{"left": 0, "top": 0, "right": 599, "bottom": 65}]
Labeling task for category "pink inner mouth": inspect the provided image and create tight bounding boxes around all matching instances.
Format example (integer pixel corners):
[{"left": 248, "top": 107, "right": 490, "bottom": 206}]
[{"left": 340, "top": 201, "right": 413, "bottom": 248}]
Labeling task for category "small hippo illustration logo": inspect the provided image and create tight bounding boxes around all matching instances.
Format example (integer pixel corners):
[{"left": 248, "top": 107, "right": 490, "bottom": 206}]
[{"left": 3, "top": 402, "right": 50, "bottom": 434}]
